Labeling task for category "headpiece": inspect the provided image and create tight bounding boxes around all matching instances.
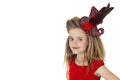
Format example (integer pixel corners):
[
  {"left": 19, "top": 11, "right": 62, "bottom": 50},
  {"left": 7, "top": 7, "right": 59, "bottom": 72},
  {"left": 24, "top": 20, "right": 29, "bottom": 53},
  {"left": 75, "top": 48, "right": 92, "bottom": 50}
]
[{"left": 79, "top": 3, "right": 114, "bottom": 37}]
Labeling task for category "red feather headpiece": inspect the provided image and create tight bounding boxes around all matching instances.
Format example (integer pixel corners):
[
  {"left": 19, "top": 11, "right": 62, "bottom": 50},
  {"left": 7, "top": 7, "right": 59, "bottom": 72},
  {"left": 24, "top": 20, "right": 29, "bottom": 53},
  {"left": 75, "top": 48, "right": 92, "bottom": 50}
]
[{"left": 79, "top": 3, "right": 114, "bottom": 37}]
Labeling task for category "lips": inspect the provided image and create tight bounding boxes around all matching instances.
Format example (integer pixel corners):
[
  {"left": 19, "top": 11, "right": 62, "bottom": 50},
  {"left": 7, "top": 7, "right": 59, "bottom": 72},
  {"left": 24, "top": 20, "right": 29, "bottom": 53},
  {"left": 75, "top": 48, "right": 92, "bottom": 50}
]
[{"left": 72, "top": 47, "right": 80, "bottom": 49}]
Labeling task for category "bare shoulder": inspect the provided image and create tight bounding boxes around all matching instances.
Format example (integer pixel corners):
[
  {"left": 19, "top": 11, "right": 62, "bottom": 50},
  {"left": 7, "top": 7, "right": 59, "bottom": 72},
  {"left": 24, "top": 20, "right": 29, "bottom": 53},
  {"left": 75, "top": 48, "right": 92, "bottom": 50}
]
[{"left": 95, "top": 65, "right": 120, "bottom": 80}]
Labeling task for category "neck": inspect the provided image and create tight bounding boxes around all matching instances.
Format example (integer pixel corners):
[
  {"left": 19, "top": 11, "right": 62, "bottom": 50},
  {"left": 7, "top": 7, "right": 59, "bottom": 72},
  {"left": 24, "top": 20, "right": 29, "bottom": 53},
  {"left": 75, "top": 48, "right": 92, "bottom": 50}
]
[
  {"left": 75, "top": 52, "right": 87, "bottom": 66},
  {"left": 76, "top": 52, "right": 86, "bottom": 61}
]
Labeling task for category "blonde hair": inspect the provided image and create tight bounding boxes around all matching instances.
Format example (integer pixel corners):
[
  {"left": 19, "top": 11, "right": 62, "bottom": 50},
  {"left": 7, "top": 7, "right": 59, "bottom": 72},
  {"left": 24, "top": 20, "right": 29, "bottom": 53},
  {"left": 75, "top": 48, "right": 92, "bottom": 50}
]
[{"left": 64, "top": 17, "right": 105, "bottom": 70}]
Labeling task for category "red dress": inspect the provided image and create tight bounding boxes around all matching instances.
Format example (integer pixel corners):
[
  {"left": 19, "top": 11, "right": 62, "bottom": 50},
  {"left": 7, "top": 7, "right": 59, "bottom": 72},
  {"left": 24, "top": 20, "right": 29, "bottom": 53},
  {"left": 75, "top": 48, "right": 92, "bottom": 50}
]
[{"left": 69, "top": 59, "right": 104, "bottom": 80}]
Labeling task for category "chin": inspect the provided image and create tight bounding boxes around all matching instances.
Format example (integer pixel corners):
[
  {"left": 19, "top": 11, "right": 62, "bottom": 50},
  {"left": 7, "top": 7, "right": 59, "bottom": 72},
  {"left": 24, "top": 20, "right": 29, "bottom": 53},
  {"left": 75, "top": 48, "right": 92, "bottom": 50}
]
[{"left": 72, "top": 51, "right": 79, "bottom": 54}]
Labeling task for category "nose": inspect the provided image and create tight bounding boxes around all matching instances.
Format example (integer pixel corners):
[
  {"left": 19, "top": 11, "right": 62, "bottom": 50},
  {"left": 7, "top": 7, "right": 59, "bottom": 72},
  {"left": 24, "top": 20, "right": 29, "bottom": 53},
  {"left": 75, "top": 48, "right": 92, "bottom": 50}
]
[{"left": 73, "top": 40, "right": 78, "bottom": 46}]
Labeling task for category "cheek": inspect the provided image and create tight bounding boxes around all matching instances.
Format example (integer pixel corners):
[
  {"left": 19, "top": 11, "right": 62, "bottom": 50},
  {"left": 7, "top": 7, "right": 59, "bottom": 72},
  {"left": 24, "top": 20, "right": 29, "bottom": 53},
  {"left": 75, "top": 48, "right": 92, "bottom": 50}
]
[
  {"left": 80, "top": 41, "right": 88, "bottom": 49},
  {"left": 69, "top": 41, "right": 72, "bottom": 48},
  {"left": 69, "top": 41, "right": 75, "bottom": 51}
]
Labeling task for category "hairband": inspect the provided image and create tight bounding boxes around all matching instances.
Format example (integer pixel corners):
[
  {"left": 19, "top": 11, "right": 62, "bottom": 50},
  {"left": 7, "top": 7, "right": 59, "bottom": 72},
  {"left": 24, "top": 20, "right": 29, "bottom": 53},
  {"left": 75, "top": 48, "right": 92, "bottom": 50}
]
[{"left": 79, "top": 3, "right": 114, "bottom": 37}]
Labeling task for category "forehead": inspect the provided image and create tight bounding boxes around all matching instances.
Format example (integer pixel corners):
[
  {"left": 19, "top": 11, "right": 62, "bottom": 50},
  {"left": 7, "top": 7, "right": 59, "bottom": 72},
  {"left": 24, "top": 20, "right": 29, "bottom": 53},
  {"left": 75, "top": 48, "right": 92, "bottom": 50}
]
[{"left": 69, "top": 28, "right": 87, "bottom": 38}]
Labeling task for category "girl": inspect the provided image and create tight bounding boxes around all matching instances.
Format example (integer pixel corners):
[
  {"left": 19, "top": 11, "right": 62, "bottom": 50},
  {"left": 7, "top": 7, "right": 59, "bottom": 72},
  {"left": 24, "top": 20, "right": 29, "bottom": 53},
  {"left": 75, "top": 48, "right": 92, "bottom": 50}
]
[{"left": 64, "top": 4, "right": 120, "bottom": 80}]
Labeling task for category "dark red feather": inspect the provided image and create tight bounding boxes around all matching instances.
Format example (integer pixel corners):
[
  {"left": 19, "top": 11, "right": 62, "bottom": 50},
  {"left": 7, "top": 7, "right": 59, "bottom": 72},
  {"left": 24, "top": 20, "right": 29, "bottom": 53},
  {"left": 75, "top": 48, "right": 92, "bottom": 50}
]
[{"left": 89, "top": 3, "right": 114, "bottom": 25}]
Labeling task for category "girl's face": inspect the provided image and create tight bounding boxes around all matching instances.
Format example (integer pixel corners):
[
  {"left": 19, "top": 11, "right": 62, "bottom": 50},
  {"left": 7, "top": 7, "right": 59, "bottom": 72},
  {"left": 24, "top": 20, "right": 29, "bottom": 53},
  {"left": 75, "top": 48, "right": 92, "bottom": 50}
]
[{"left": 68, "top": 28, "right": 88, "bottom": 54}]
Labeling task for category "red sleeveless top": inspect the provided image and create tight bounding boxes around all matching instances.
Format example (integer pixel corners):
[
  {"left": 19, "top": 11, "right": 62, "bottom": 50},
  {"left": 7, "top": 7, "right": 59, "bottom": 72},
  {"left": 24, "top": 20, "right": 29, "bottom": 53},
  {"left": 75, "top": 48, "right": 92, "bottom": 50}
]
[{"left": 69, "top": 59, "right": 104, "bottom": 80}]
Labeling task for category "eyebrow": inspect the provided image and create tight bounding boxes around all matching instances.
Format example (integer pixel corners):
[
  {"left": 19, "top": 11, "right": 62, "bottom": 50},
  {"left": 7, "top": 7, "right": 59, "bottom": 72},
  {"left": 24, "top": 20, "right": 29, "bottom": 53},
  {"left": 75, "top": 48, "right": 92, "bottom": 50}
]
[{"left": 68, "top": 36, "right": 85, "bottom": 38}]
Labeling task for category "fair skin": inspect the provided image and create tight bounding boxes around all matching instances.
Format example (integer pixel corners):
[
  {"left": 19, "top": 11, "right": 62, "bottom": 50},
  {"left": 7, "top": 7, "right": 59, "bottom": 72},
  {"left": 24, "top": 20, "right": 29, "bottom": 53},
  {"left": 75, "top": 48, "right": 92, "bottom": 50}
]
[
  {"left": 68, "top": 27, "right": 88, "bottom": 66},
  {"left": 67, "top": 28, "right": 120, "bottom": 80}
]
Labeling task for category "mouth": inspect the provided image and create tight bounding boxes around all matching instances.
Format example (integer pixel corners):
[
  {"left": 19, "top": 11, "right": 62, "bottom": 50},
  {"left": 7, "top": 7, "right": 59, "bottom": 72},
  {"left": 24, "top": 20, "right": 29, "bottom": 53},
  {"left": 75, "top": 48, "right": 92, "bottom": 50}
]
[{"left": 72, "top": 47, "right": 80, "bottom": 49}]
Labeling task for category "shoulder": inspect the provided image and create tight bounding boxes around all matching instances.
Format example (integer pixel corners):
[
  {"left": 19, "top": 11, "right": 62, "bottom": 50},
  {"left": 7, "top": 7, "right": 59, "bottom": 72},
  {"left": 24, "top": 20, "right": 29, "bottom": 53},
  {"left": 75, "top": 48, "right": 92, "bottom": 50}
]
[
  {"left": 92, "top": 60, "right": 104, "bottom": 73},
  {"left": 69, "top": 59, "right": 75, "bottom": 65},
  {"left": 93, "top": 60, "right": 104, "bottom": 66},
  {"left": 90, "top": 60, "right": 104, "bottom": 77}
]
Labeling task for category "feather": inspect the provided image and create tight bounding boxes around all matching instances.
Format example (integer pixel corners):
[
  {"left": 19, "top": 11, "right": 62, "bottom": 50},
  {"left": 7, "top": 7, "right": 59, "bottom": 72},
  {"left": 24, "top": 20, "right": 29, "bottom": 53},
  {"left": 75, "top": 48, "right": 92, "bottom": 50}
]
[{"left": 89, "top": 3, "right": 114, "bottom": 25}]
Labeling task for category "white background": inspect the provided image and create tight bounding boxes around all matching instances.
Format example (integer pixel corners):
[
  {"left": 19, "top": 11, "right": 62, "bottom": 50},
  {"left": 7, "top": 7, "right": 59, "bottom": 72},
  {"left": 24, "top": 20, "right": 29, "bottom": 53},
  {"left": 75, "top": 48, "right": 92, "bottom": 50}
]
[{"left": 0, "top": 0, "right": 120, "bottom": 80}]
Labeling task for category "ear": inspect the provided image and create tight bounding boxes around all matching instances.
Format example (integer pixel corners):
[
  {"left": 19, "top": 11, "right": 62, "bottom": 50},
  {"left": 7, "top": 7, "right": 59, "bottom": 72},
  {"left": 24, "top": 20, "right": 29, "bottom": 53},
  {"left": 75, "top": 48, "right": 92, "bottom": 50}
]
[{"left": 89, "top": 6, "right": 98, "bottom": 18}]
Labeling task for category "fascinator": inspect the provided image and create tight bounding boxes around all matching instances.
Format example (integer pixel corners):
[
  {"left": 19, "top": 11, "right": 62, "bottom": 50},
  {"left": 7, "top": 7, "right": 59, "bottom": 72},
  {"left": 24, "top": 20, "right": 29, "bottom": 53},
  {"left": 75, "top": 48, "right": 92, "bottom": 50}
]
[{"left": 79, "top": 3, "right": 114, "bottom": 36}]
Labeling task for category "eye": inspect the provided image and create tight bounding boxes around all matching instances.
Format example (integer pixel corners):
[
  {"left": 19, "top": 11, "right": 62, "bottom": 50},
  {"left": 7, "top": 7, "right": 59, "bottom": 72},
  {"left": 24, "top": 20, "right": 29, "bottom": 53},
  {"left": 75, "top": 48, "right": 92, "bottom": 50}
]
[
  {"left": 69, "top": 37, "right": 74, "bottom": 41},
  {"left": 79, "top": 38, "right": 83, "bottom": 41}
]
